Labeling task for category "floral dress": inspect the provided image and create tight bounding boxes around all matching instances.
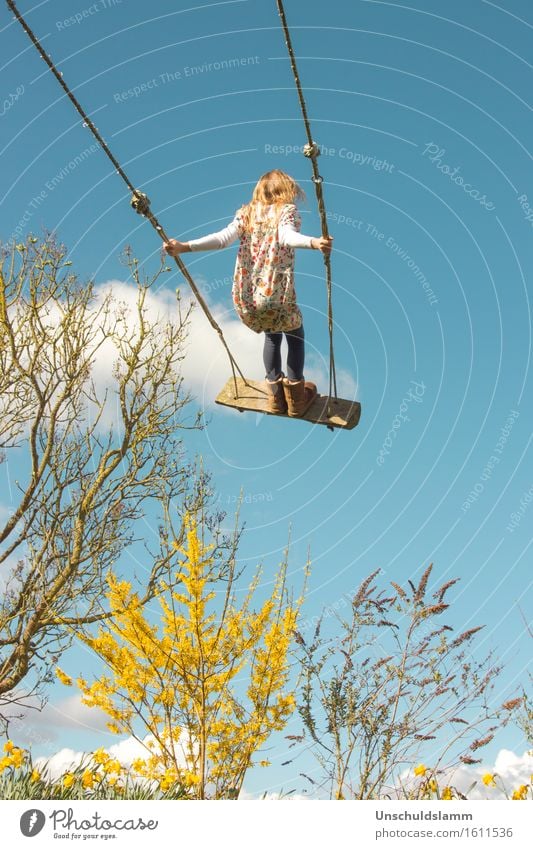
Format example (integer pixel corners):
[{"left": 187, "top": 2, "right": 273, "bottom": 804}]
[{"left": 232, "top": 204, "right": 304, "bottom": 334}]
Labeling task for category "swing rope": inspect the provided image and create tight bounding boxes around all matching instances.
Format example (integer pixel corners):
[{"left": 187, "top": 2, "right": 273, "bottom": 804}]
[
  {"left": 6, "top": 0, "right": 249, "bottom": 398},
  {"left": 275, "top": 0, "right": 338, "bottom": 411}
]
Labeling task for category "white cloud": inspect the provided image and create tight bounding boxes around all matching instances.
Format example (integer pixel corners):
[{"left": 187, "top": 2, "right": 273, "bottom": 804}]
[
  {"left": 447, "top": 749, "right": 533, "bottom": 799},
  {"left": 3, "top": 277, "right": 358, "bottom": 436},
  {"left": 107, "top": 735, "right": 157, "bottom": 766},
  {"left": 34, "top": 747, "right": 90, "bottom": 778},
  {"left": 89, "top": 279, "right": 358, "bottom": 415},
  {"left": 79, "top": 279, "right": 264, "bottom": 427},
  {"left": 37, "top": 694, "right": 110, "bottom": 733},
  {"left": 181, "top": 290, "right": 358, "bottom": 405},
  {"left": 34, "top": 734, "right": 158, "bottom": 779},
  {"left": 33, "top": 733, "right": 192, "bottom": 781},
  {"left": 8, "top": 694, "right": 109, "bottom": 750}
]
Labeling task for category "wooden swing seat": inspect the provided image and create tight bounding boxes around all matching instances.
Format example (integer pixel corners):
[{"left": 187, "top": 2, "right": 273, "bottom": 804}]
[{"left": 215, "top": 377, "right": 361, "bottom": 430}]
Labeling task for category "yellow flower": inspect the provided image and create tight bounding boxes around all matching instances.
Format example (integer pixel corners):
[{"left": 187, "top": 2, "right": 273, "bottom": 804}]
[
  {"left": 0, "top": 748, "right": 24, "bottom": 772},
  {"left": 259, "top": 760, "right": 271, "bottom": 768},
  {"left": 3, "top": 740, "right": 15, "bottom": 754},
  {"left": 10, "top": 748, "right": 24, "bottom": 769},
  {"left": 414, "top": 763, "right": 427, "bottom": 777},
  {"left": 65, "top": 517, "right": 302, "bottom": 798},
  {"left": 81, "top": 769, "right": 95, "bottom": 789},
  {"left": 30, "top": 769, "right": 41, "bottom": 783},
  {"left": 0, "top": 756, "right": 13, "bottom": 773},
  {"left": 159, "top": 767, "right": 178, "bottom": 791},
  {"left": 63, "top": 773, "right": 75, "bottom": 789},
  {"left": 482, "top": 773, "right": 497, "bottom": 787},
  {"left": 107, "top": 775, "right": 119, "bottom": 787},
  {"left": 104, "top": 759, "right": 121, "bottom": 775},
  {"left": 55, "top": 668, "right": 73, "bottom": 687},
  {"left": 92, "top": 748, "right": 110, "bottom": 766},
  {"left": 511, "top": 785, "right": 528, "bottom": 800},
  {"left": 428, "top": 778, "right": 438, "bottom": 793},
  {"left": 442, "top": 786, "right": 453, "bottom": 800}
]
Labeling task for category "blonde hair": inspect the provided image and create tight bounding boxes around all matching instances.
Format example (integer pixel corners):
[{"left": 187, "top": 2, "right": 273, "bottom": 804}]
[{"left": 240, "top": 170, "right": 305, "bottom": 232}]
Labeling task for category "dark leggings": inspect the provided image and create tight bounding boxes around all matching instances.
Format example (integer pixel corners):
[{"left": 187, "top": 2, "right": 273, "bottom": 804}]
[{"left": 263, "top": 325, "right": 305, "bottom": 381}]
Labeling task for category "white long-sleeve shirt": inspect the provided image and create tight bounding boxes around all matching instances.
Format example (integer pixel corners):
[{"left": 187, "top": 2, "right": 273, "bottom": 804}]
[{"left": 188, "top": 205, "right": 314, "bottom": 251}]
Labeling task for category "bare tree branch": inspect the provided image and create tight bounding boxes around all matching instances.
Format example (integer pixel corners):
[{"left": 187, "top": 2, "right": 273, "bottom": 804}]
[{"left": 0, "top": 236, "right": 204, "bottom": 718}]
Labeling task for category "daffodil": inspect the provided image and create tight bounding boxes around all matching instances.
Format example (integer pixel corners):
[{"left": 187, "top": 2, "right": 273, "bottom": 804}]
[
  {"left": 10, "top": 748, "right": 24, "bottom": 769},
  {"left": 442, "top": 786, "right": 453, "bottom": 800},
  {"left": 30, "top": 769, "right": 41, "bottom": 783},
  {"left": 92, "top": 748, "right": 110, "bottom": 766},
  {"left": 63, "top": 773, "right": 75, "bottom": 789},
  {"left": 159, "top": 769, "right": 178, "bottom": 792},
  {"left": 3, "top": 740, "right": 15, "bottom": 754},
  {"left": 511, "top": 785, "right": 528, "bottom": 800},
  {"left": 482, "top": 773, "right": 496, "bottom": 787},
  {"left": 81, "top": 769, "right": 95, "bottom": 789},
  {"left": 414, "top": 763, "right": 427, "bottom": 777}
]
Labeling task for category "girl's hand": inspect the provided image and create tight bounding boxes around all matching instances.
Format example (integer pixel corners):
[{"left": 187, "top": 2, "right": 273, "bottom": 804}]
[
  {"left": 163, "top": 239, "right": 191, "bottom": 256},
  {"left": 312, "top": 236, "right": 333, "bottom": 255}
]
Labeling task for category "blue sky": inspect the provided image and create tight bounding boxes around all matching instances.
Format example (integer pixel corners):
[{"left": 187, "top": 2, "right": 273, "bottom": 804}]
[{"left": 1, "top": 0, "right": 532, "bottom": 796}]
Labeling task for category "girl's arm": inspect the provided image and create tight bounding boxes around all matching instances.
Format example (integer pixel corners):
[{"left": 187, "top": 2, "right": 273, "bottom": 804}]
[
  {"left": 278, "top": 207, "right": 333, "bottom": 254},
  {"left": 278, "top": 221, "right": 314, "bottom": 249},
  {"left": 164, "top": 216, "right": 241, "bottom": 256}
]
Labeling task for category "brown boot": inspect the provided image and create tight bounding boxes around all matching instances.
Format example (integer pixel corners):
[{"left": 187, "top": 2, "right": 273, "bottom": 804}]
[
  {"left": 283, "top": 378, "right": 317, "bottom": 417},
  {"left": 265, "top": 375, "right": 288, "bottom": 414}
]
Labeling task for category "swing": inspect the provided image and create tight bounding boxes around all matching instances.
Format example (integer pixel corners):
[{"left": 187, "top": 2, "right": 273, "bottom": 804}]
[
  {"left": 7, "top": 0, "right": 361, "bottom": 432},
  {"left": 216, "top": 0, "right": 361, "bottom": 430},
  {"left": 216, "top": 377, "right": 361, "bottom": 430}
]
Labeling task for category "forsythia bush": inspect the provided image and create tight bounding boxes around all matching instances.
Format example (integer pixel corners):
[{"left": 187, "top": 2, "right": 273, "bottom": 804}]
[{"left": 58, "top": 514, "right": 304, "bottom": 799}]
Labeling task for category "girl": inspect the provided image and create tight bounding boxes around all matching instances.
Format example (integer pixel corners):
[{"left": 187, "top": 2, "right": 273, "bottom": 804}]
[{"left": 164, "top": 169, "right": 333, "bottom": 417}]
